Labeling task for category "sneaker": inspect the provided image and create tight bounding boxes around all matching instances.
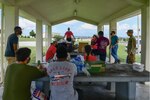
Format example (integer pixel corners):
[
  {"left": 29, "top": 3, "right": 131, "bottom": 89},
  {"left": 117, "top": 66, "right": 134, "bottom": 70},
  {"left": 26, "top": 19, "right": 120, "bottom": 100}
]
[{"left": 118, "top": 59, "right": 121, "bottom": 64}]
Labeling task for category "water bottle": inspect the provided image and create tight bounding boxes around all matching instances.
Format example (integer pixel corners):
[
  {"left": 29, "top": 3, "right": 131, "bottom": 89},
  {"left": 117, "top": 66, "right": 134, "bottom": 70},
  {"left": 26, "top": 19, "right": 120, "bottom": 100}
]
[{"left": 37, "top": 60, "right": 41, "bottom": 66}]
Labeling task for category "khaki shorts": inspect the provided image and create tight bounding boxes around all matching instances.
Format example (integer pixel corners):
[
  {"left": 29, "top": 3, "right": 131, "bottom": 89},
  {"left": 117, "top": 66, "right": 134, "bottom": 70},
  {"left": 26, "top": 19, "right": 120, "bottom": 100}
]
[{"left": 6, "top": 57, "right": 16, "bottom": 65}]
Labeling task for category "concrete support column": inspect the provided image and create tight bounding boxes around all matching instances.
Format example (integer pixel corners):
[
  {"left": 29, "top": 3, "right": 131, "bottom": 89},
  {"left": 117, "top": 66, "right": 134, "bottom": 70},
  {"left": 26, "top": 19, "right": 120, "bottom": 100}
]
[
  {"left": 145, "top": 1, "right": 150, "bottom": 71},
  {"left": 45, "top": 25, "right": 52, "bottom": 49},
  {"left": 3, "top": 5, "right": 19, "bottom": 43},
  {"left": 97, "top": 24, "right": 104, "bottom": 32},
  {"left": 141, "top": 5, "right": 149, "bottom": 71},
  {"left": 109, "top": 20, "right": 117, "bottom": 63},
  {"left": 36, "top": 20, "right": 43, "bottom": 62},
  {"left": 1, "top": 4, "right": 19, "bottom": 82}
]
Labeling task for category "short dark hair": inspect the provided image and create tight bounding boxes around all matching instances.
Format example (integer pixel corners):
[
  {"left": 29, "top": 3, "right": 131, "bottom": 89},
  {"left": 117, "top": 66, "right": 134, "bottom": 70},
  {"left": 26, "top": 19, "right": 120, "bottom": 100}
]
[
  {"left": 68, "top": 27, "right": 70, "bottom": 30},
  {"left": 16, "top": 47, "right": 31, "bottom": 61},
  {"left": 56, "top": 45, "right": 68, "bottom": 59},
  {"left": 14, "top": 26, "right": 21, "bottom": 31},
  {"left": 98, "top": 31, "right": 104, "bottom": 36},
  {"left": 111, "top": 31, "right": 116, "bottom": 34},
  {"left": 84, "top": 45, "right": 91, "bottom": 61}
]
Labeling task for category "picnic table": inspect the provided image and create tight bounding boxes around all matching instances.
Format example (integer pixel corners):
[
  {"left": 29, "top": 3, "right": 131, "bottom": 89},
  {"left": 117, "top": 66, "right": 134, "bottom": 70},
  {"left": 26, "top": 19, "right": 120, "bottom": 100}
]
[{"left": 36, "top": 64, "right": 150, "bottom": 100}]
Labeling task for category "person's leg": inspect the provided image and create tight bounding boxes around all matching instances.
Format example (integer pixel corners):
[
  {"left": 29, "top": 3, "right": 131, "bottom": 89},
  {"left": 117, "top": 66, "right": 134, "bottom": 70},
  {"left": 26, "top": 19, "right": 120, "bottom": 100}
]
[
  {"left": 111, "top": 45, "right": 119, "bottom": 63},
  {"left": 99, "top": 52, "right": 106, "bottom": 62}
]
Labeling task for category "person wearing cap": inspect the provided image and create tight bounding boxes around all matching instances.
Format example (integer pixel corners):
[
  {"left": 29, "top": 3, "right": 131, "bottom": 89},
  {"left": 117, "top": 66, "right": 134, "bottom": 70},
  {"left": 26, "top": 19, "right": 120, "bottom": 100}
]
[
  {"left": 126, "top": 29, "right": 136, "bottom": 64},
  {"left": 5, "top": 26, "right": 22, "bottom": 65},
  {"left": 96, "top": 31, "right": 109, "bottom": 62},
  {"left": 110, "top": 31, "right": 120, "bottom": 63},
  {"left": 64, "top": 27, "right": 75, "bottom": 42}
]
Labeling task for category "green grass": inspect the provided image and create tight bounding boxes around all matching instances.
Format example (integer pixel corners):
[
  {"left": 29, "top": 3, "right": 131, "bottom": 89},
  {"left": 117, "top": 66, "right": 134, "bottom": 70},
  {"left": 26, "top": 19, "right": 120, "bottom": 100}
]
[
  {"left": 107, "top": 44, "right": 141, "bottom": 63},
  {"left": 20, "top": 46, "right": 47, "bottom": 64},
  {"left": 19, "top": 37, "right": 46, "bottom": 41},
  {"left": 20, "top": 43, "right": 141, "bottom": 64}
]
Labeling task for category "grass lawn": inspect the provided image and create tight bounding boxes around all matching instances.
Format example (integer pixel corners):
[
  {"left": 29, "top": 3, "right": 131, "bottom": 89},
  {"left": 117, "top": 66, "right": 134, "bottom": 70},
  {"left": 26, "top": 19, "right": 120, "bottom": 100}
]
[
  {"left": 19, "top": 37, "right": 46, "bottom": 41},
  {"left": 20, "top": 44, "right": 141, "bottom": 64}
]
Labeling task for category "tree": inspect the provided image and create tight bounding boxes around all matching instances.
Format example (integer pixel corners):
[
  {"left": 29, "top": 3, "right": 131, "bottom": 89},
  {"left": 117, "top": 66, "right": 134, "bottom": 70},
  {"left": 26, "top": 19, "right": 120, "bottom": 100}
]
[
  {"left": 53, "top": 35, "right": 63, "bottom": 41},
  {"left": 29, "top": 30, "right": 36, "bottom": 38}
]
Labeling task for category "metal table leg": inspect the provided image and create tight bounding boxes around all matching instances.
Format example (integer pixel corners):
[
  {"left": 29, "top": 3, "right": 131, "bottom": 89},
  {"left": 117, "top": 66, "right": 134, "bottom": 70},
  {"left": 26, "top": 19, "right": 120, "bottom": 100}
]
[{"left": 116, "top": 82, "right": 136, "bottom": 100}]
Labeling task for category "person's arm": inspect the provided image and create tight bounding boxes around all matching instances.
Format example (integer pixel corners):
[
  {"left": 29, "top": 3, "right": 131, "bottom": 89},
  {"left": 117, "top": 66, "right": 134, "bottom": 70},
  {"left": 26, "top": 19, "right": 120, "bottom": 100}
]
[
  {"left": 13, "top": 44, "right": 18, "bottom": 55},
  {"left": 28, "top": 65, "right": 47, "bottom": 79},
  {"left": 72, "top": 64, "right": 77, "bottom": 76},
  {"left": 64, "top": 32, "right": 67, "bottom": 39}
]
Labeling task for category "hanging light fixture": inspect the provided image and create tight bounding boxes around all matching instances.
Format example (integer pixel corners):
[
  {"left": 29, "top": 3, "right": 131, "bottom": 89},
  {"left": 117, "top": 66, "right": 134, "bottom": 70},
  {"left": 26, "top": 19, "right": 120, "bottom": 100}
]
[
  {"left": 74, "top": 0, "right": 80, "bottom": 4},
  {"left": 74, "top": 10, "right": 77, "bottom": 16}
]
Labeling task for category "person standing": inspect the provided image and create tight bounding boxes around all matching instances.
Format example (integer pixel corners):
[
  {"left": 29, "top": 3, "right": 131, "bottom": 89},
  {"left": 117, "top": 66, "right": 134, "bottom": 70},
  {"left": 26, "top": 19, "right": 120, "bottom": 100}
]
[
  {"left": 110, "top": 31, "right": 120, "bottom": 63},
  {"left": 5, "top": 26, "right": 22, "bottom": 65},
  {"left": 126, "top": 29, "right": 136, "bottom": 64},
  {"left": 64, "top": 27, "right": 75, "bottom": 42},
  {"left": 96, "top": 31, "right": 109, "bottom": 62}
]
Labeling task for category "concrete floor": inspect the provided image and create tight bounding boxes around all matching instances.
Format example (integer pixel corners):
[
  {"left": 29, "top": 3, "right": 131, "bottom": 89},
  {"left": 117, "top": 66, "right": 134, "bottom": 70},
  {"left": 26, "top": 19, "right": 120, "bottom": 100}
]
[{"left": 0, "top": 83, "right": 149, "bottom": 100}]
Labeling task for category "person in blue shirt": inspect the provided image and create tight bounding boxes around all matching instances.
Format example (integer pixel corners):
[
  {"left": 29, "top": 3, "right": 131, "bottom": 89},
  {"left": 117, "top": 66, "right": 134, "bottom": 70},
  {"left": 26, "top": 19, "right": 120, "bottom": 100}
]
[
  {"left": 110, "top": 31, "right": 120, "bottom": 63},
  {"left": 5, "top": 26, "right": 22, "bottom": 65}
]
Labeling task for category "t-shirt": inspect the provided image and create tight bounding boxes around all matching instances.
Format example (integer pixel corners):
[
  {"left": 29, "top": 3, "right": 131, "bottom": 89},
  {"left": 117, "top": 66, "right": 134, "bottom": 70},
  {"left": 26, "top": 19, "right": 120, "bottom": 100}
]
[
  {"left": 111, "top": 35, "right": 118, "bottom": 46},
  {"left": 47, "top": 61, "right": 78, "bottom": 100},
  {"left": 84, "top": 54, "right": 97, "bottom": 61},
  {"left": 96, "top": 36, "right": 109, "bottom": 53},
  {"left": 45, "top": 45, "right": 57, "bottom": 62},
  {"left": 65, "top": 31, "right": 73, "bottom": 38},
  {"left": 3, "top": 63, "right": 46, "bottom": 100},
  {"left": 5, "top": 33, "right": 18, "bottom": 57},
  {"left": 127, "top": 36, "right": 136, "bottom": 54}
]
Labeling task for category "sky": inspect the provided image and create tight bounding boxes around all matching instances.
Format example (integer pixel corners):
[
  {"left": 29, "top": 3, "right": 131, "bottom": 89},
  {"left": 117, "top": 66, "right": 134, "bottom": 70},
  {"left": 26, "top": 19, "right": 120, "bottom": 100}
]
[{"left": 0, "top": 9, "right": 141, "bottom": 38}]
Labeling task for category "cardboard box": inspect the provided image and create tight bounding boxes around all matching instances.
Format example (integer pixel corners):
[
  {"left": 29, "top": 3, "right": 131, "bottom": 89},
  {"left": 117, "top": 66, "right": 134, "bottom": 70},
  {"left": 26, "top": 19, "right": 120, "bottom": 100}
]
[{"left": 78, "top": 42, "right": 88, "bottom": 53}]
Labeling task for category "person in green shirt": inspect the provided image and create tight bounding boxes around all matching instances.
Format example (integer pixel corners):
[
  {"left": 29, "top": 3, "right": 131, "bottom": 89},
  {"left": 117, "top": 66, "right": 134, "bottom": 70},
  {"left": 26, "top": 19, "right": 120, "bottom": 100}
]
[
  {"left": 126, "top": 29, "right": 136, "bottom": 64},
  {"left": 3, "top": 47, "right": 46, "bottom": 100}
]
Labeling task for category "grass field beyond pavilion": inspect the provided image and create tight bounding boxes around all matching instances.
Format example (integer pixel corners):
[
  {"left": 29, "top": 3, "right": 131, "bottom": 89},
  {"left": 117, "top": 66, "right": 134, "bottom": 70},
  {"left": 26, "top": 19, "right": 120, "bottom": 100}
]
[{"left": 20, "top": 44, "right": 141, "bottom": 64}]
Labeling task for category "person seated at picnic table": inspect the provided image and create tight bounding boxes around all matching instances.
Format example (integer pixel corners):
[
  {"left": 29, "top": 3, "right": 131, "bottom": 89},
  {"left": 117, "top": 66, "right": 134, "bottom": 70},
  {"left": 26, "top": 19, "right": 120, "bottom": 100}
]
[
  {"left": 45, "top": 41, "right": 57, "bottom": 62},
  {"left": 84, "top": 45, "right": 97, "bottom": 62},
  {"left": 91, "top": 35, "right": 99, "bottom": 56},
  {"left": 3, "top": 47, "right": 47, "bottom": 100},
  {"left": 47, "top": 45, "right": 78, "bottom": 100}
]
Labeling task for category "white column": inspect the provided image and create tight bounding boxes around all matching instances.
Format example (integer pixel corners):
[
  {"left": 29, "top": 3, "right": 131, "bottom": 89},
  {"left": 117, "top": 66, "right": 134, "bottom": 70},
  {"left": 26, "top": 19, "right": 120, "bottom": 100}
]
[
  {"left": 141, "top": 6, "right": 149, "bottom": 70},
  {"left": 45, "top": 25, "right": 52, "bottom": 49},
  {"left": 36, "top": 19, "right": 43, "bottom": 62},
  {"left": 3, "top": 5, "right": 19, "bottom": 44},
  {"left": 97, "top": 24, "right": 104, "bottom": 32},
  {"left": 1, "top": 4, "right": 19, "bottom": 82},
  {"left": 109, "top": 20, "right": 117, "bottom": 63},
  {"left": 145, "top": 2, "right": 150, "bottom": 71}
]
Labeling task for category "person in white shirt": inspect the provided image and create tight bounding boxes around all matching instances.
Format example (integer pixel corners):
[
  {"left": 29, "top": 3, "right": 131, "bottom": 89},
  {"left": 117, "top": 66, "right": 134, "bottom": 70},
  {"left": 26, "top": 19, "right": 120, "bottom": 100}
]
[{"left": 47, "top": 45, "right": 78, "bottom": 100}]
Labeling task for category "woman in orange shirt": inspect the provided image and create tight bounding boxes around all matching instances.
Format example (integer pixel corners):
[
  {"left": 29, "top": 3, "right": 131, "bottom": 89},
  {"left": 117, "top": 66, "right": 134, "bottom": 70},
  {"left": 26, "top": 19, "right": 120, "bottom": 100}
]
[{"left": 84, "top": 45, "right": 97, "bottom": 61}]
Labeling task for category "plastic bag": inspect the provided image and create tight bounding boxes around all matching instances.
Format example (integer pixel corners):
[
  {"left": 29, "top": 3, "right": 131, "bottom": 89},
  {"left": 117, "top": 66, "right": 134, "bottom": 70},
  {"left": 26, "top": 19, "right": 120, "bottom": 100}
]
[{"left": 70, "top": 55, "right": 85, "bottom": 73}]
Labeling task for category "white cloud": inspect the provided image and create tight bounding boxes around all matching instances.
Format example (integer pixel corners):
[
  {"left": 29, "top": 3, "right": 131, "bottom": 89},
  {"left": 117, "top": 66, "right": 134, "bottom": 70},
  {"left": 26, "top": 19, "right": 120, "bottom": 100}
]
[
  {"left": 81, "top": 23, "right": 97, "bottom": 30},
  {"left": 63, "top": 20, "right": 79, "bottom": 25},
  {"left": 19, "top": 17, "right": 35, "bottom": 30}
]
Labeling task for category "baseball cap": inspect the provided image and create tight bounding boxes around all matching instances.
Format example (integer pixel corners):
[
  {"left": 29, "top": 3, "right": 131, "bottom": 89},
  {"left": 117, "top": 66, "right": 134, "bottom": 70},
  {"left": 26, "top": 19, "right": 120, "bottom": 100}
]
[{"left": 127, "top": 29, "right": 133, "bottom": 33}]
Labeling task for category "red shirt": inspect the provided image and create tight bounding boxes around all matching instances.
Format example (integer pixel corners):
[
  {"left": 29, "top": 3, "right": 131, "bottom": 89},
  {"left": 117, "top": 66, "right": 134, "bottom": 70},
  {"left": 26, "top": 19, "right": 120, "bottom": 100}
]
[
  {"left": 65, "top": 31, "right": 73, "bottom": 38},
  {"left": 84, "top": 54, "right": 97, "bottom": 61},
  {"left": 46, "top": 45, "right": 56, "bottom": 62},
  {"left": 96, "top": 36, "right": 109, "bottom": 53}
]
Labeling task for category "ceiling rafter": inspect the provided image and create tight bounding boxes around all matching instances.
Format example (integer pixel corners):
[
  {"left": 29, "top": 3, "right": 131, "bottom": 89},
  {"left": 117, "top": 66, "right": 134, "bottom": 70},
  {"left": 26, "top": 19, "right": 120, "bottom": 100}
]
[{"left": 51, "top": 16, "right": 98, "bottom": 26}]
